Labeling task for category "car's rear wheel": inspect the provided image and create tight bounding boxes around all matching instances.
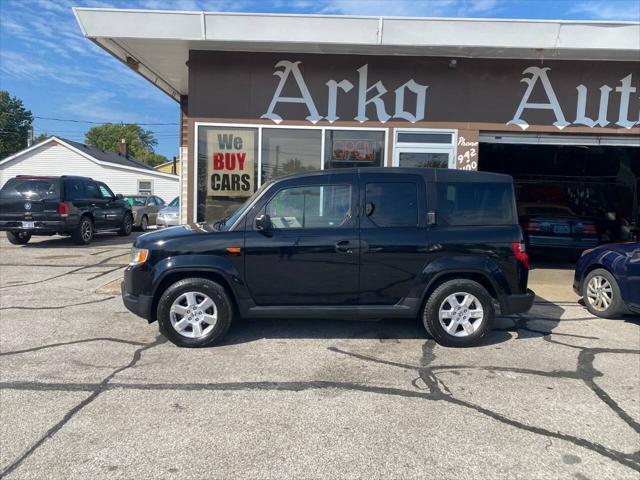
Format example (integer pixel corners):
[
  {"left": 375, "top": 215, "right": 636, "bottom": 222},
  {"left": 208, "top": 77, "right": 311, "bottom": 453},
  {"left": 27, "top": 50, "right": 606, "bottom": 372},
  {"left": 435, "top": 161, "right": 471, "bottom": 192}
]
[
  {"left": 118, "top": 213, "right": 133, "bottom": 236},
  {"left": 140, "top": 215, "right": 148, "bottom": 232},
  {"left": 422, "top": 279, "right": 494, "bottom": 347},
  {"left": 72, "top": 216, "right": 94, "bottom": 245},
  {"left": 6, "top": 231, "right": 31, "bottom": 245},
  {"left": 157, "top": 277, "right": 233, "bottom": 347},
  {"left": 583, "top": 269, "right": 624, "bottom": 318}
]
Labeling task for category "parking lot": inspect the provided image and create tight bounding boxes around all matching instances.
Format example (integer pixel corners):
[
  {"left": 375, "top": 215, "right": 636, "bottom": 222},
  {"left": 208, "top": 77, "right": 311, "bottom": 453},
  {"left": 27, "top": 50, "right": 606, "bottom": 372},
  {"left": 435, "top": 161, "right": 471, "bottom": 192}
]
[{"left": 0, "top": 233, "right": 639, "bottom": 479}]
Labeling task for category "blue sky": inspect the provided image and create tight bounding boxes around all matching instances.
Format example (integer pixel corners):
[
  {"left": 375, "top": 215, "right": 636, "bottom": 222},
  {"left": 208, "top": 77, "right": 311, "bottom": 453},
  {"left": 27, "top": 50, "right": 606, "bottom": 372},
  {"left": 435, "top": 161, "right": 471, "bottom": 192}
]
[{"left": 1, "top": 0, "right": 639, "bottom": 159}]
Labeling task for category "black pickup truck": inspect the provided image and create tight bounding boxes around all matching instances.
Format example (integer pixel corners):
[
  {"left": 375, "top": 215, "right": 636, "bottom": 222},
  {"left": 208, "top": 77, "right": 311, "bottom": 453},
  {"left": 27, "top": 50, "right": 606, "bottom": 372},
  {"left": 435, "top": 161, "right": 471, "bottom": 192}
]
[{"left": 0, "top": 175, "right": 133, "bottom": 245}]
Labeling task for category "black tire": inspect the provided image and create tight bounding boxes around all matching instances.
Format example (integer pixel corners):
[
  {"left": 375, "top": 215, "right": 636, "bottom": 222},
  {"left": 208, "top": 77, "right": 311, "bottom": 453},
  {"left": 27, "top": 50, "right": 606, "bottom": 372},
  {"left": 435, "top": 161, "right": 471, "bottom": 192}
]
[
  {"left": 118, "top": 212, "right": 133, "bottom": 236},
  {"left": 72, "top": 216, "right": 94, "bottom": 245},
  {"left": 6, "top": 231, "right": 31, "bottom": 245},
  {"left": 422, "top": 279, "right": 494, "bottom": 347},
  {"left": 582, "top": 268, "right": 625, "bottom": 318},
  {"left": 157, "top": 277, "right": 233, "bottom": 348},
  {"left": 139, "top": 215, "right": 148, "bottom": 232}
]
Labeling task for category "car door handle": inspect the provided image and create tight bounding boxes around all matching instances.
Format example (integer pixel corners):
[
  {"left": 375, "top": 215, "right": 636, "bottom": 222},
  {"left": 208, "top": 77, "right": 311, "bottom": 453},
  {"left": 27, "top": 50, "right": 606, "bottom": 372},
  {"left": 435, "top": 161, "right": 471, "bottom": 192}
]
[{"left": 335, "top": 240, "right": 354, "bottom": 254}]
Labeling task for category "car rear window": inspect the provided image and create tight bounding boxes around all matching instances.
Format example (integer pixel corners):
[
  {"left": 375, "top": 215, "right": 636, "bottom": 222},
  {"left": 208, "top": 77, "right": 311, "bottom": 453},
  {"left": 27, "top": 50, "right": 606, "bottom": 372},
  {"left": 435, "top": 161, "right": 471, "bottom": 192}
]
[
  {"left": 126, "top": 196, "right": 147, "bottom": 206},
  {"left": 0, "top": 178, "right": 60, "bottom": 200},
  {"left": 437, "top": 182, "right": 516, "bottom": 226}
]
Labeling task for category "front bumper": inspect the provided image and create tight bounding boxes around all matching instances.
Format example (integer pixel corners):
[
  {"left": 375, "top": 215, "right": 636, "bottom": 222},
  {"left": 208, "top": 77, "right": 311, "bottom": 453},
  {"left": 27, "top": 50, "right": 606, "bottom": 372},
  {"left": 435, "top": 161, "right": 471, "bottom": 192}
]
[
  {"left": 499, "top": 289, "right": 535, "bottom": 315},
  {"left": 121, "top": 282, "right": 154, "bottom": 321}
]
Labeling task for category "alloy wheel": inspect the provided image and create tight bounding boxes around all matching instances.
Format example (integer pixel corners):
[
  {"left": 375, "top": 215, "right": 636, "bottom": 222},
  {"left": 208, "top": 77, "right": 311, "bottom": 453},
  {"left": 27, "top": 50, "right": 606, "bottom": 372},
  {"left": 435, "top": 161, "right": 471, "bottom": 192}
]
[
  {"left": 586, "top": 275, "right": 613, "bottom": 311},
  {"left": 438, "top": 292, "right": 484, "bottom": 337},
  {"left": 169, "top": 291, "right": 218, "bottom": 338},
  {"left": 81, "top": 220, "right": 92, "bottom": 242}
]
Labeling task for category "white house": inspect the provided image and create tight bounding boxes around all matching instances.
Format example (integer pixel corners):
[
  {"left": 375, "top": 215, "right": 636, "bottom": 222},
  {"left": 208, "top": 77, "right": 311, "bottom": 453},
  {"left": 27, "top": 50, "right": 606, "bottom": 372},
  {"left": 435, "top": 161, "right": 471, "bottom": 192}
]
[{"left": 0, "top": 137, "right": 180, "bottom": 202}]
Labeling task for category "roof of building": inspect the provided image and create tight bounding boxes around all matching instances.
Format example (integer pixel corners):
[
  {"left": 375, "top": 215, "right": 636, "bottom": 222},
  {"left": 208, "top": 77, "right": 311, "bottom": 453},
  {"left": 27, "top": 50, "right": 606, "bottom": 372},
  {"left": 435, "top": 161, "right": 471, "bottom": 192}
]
[
  {"left": 0, "top": 137, "right": 178, "bottom": 179},
  {"left": 73, "top": 9, "right": 640, "bottom": 102},
  {"left": 60, "top": 137, "right": 155, "bottom": 171}
]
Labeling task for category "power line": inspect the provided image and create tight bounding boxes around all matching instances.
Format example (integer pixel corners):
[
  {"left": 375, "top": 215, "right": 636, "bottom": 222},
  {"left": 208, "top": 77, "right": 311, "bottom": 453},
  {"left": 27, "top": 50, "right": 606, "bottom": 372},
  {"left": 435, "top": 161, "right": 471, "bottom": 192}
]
[{"left": 34, "top": 116, "right": 178, "bottom": 126}]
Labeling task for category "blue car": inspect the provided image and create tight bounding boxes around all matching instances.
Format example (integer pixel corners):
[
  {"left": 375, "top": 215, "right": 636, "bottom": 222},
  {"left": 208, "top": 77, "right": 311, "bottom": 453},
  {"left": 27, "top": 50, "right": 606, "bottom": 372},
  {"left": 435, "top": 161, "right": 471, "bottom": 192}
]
[{"left": 574, "top": 242, "right": 640, "bottom": 317}]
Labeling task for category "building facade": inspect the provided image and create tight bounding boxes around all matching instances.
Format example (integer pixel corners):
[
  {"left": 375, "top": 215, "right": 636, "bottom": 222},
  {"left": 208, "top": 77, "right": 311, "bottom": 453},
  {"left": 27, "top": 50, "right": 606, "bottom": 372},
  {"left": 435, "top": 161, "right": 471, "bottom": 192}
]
[{"left": 74, "top": 10, "right": 640, "bottom": 234}]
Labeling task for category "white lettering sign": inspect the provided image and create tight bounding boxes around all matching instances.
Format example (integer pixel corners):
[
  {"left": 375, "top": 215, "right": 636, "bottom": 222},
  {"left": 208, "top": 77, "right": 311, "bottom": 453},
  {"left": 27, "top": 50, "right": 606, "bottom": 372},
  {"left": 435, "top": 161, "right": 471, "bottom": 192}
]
[{"left": 262, "top": 61, "right": 428, "bottom": 124}]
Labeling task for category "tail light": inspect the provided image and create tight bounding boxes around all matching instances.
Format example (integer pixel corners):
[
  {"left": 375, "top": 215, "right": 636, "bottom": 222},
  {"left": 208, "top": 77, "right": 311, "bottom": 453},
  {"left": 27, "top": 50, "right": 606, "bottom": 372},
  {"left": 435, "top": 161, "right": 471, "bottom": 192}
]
[
  {"left": 512, "top": 241, "right": 529, "bottom": 270},
  {"left": 582, "top": 224, "right": 597, "bottom": 235},
  {"left": 522, "top": 222, "right": 541, "bottom": 232},
  {"left": 58, "top": 202, "right": 69, "bottom": 218}
]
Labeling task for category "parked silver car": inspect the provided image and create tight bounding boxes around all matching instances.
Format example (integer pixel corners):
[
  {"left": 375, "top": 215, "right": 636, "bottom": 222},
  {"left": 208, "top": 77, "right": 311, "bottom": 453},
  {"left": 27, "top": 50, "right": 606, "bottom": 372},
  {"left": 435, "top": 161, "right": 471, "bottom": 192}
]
[
  {"left": 156, "top": 197, "right": 179, "bottom": 228},
  {"left": 125, "top": 195, "right": 166, "bottom": 231}
]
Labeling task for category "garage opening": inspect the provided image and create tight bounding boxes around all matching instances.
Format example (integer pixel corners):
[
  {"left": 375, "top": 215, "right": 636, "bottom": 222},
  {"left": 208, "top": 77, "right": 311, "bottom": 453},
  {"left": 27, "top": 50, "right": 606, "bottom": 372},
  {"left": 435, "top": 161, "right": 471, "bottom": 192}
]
[{"left": 479, "top": 133, "right": 640, "bottom": 260}]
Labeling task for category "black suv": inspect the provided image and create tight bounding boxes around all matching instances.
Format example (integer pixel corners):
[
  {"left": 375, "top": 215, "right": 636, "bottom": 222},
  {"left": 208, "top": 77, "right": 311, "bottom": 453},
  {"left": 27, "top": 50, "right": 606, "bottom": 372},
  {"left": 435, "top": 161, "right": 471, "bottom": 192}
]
[
  {"left": 0, "top": 175, "right": 133, "bottom": 245},
  {"left": 122, "top": 168, "right": 534, "bottom": 348}
]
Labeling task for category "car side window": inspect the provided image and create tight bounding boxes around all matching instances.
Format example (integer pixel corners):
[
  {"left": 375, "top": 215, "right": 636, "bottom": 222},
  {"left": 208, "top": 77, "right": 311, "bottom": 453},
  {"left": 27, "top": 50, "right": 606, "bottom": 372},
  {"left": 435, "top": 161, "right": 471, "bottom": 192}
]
[
  {"left": 147, "top": 197, "right": 157, "bottom": 206},
  {"left": 266, "top": 184, "right": 352, "bottom": 229},
  {"left": 97, "top": 182, "right": 114, "bottom": 199},
  {"left": 154, "top": 196, "right": 165, "bottom": 206},
  {"left": 365, "top": 182, "right": 418, "bottom": 227},
  {"left": 83, "top": 181, "right": 102, "bottom": 200},
  {"left": 65, "top": 179, "right": 84, "bottom": 201},
  {"left": 437, "top": 182, "right": 516, "bottom": 226}
]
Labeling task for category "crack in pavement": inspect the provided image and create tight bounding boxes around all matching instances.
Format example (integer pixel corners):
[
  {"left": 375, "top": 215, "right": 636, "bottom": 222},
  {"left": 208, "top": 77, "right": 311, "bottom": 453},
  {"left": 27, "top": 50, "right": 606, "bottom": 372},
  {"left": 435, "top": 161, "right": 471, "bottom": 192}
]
[
  {"left": 0, "top": 297, "right": 115, "bottom": 312},
  {"left": 1, "top": 315, "right": 639, "bottom": 476},
  {"left": 0, "top": 253, "right": 127, "bottom": 290},
  {"left": 0, "top": 337, "right": 147, "bottom": 357},
  {"left": 0, "top": 336, "right": 166, "bottom": 479}
]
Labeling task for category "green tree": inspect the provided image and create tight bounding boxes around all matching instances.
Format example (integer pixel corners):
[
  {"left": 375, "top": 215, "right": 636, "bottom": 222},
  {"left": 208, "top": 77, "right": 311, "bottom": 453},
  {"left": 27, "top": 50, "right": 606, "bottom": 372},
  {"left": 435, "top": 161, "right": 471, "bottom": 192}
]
[
  {"left": 0, "top": 91, "right": 33, "bottom": 159},
  {"left": 33, "top": 133, "right": 50, "bottom": 144},
  {"left": 85, "top": 123, "right": 167, "bottom": 167}
]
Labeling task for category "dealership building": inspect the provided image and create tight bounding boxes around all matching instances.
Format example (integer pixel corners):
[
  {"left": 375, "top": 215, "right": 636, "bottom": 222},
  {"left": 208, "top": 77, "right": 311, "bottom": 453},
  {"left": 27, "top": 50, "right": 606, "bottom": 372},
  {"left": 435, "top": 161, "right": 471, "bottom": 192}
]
[{"left": 74, "top": 9, "right": 640, "bottom": 238}]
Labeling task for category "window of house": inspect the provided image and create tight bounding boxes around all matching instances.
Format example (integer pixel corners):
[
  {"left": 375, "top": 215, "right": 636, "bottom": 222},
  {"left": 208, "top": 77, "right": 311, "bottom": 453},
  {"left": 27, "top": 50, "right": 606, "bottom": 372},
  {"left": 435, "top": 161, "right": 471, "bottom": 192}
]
[
  {"left": 262, "top": 128, "right": 322, "bottom": 182},
  {"left": 266, "top": 184, "right": 352, "bottom": 229},
  {"left": 138, "top": 180, "right": 153, "bottom": 196},
  {"left": 365, "top": 182, "right": 418, "bottom": 227},
  {"left": 325, "top": 130, "right": 385, "bottom": 169}
]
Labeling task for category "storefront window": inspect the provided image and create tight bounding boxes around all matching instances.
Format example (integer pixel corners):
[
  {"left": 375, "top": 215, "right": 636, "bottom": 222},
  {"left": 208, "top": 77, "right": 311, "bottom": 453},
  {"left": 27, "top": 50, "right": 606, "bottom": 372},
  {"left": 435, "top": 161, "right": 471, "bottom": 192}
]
[
  {"left": 324, "top": 130, "right": 385, "bottom": 169},
  {"left": 261, "top": 128, "right": 322, "bottom": 182},
  {"left": 197, "top": 125, "right": 258, "bottom": 222}
]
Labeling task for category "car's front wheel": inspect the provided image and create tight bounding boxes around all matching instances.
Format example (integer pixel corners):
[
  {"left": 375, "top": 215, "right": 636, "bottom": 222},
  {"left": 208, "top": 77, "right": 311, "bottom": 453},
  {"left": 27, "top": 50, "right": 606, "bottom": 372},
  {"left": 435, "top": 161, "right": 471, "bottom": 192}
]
[
  {"left": 139, "top": 215, "right": 148, "bottom": 232},
  {"left": 157, "top": 277, "right": 233, "bottom": 347},
  {"left": 583, "top": 269, "right": 625, "bottom": 318},
  {"left": 422, "top": 279, "right": 494, "bottom": 347},
  {"left": 6, "top": 231, "right": 31, "bottom": 245}
]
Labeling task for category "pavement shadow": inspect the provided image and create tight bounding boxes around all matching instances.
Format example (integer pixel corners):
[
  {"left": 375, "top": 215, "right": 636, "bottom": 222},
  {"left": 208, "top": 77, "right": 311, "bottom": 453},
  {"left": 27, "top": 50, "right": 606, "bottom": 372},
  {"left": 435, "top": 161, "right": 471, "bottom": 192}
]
[
  {"left": 17, "top": 232, "right": 145, "bottom": 249},
  {"left": 220, "top": 295, "right": 568, "bottom": 348}
]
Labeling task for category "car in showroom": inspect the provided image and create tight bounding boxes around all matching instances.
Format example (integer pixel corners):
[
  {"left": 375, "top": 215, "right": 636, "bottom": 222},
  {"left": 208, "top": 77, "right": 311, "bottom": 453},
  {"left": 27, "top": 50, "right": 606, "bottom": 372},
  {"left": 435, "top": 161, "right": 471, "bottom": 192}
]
[
  {"left": 156, "top": 196, "right": 179, "bottom": 228},
  {"left": 125, "top": 195, "right": 166, "bottom": 231},
  {"left": 573, "top": 242, "right": 640, "bottom": 318},
  {"left": 122, "top": 168, "right": 534, "bottom": 348},
  {"left": 0, "top": 175, "right": 133, "bottom": 245}
]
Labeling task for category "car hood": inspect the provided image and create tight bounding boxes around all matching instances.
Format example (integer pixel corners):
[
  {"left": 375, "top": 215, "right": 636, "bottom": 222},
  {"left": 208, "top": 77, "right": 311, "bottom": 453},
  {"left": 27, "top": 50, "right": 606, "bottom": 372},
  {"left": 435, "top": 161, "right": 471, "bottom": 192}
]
[
  {"left": 134, "top": 222, "right": 216, "bottom": 247},
  {"left": 589, "top": 241, "right": 640, "bottom": 256}
]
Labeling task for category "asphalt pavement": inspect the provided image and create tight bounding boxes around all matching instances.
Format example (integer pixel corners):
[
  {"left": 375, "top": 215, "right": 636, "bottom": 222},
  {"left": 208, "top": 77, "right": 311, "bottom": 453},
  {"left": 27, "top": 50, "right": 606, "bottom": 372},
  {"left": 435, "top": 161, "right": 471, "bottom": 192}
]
[{"left": 0, "top": 233, "right": 639, "bottom": 479}]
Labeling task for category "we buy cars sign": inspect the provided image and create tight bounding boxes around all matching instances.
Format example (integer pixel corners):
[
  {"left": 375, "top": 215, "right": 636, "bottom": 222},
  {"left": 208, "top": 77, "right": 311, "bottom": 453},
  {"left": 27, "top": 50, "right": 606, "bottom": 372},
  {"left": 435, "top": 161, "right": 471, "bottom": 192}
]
[{"left": 206, "top": 129, "right": 254, "bottom": 197}]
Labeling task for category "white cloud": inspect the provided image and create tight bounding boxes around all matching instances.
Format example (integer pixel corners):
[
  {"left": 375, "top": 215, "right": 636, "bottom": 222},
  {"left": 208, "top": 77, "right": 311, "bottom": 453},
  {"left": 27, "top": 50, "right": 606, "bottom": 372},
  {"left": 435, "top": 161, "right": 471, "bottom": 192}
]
[{"left": 571, "top": 1, "right": 640, "bottom": 20}]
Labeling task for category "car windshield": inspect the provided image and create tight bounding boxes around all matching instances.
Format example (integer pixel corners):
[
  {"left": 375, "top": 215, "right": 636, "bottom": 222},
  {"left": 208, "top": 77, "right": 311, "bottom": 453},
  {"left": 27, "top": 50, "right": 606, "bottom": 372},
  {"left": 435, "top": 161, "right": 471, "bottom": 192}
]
[
  {"left": 217, "top": 182, "right": 272, "bottom": 231},
  {"left": 126, "top": 196, "right": 147, "bottom": 206},
  {"left": 168, "top": 197, "right": 179, "bottom": 207},
  {"left": 0, "top": 178, "right": 60, "bottom": 200}
]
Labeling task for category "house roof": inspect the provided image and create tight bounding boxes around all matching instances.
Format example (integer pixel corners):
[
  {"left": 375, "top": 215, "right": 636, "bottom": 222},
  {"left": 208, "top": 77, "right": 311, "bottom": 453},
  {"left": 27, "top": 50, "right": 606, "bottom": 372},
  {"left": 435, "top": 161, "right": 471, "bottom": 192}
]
[
  {"left": 60, "top": 138, "right": 155, "bottom": 171},
  {"left": 73, "top": 8, "right": 640, "bottom": 101},
  {"left": 0, "top": 137, "right": 178, "bottom": 179}
]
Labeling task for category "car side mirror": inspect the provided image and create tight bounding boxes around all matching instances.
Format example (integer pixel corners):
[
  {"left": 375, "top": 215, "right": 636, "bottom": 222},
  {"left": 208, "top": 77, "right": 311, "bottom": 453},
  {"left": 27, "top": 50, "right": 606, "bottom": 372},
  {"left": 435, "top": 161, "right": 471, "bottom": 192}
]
[
  {"left": 255, "top": 214, "right": 272, "bottom": 232},
  {"left": 116, "top": 193, "right": 124, "bottom": 200}
]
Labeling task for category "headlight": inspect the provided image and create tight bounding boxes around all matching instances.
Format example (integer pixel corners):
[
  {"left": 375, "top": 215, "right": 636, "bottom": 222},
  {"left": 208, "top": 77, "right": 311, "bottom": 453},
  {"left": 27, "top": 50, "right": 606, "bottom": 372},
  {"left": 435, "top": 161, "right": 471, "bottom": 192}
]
[{"left": 129, "top": 247, "right": 149, "bottom": 265}]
